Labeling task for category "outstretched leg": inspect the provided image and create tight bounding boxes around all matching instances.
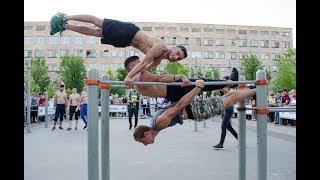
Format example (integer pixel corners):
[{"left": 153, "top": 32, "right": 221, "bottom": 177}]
[
  {"left": 66, "top": 15, "right": 103, "bottom": 28},
  {"left": 66, "top": 24, "right": 102, "bottom": 37},
  {"left": 222, "top": 89, "right": 256, "bottom": 109}
]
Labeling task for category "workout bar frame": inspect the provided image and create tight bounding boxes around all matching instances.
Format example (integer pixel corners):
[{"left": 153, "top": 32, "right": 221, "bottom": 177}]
[{"left": 87, "top": 68, "right": 270, "bottom": 180}]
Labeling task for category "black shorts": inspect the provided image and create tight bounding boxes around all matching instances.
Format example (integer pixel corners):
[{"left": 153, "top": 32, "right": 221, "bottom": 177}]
[{"left": 101, "top": 19, "right": 140, "bottom": 47}]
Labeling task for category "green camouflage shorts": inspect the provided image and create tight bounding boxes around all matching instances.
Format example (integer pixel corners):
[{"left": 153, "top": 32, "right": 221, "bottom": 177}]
[{"left": 190, "top": 96, "right": 225, "bottom": 122}]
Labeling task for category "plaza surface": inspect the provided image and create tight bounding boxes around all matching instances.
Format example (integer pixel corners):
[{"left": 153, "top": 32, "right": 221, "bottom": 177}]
[{"left": 24, "top": 117, "right": 296, "bottom": 180}]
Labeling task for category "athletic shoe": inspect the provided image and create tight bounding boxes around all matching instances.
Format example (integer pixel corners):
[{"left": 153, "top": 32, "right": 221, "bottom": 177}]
[
  {"left": 50, "top": 12, "right": 67, "bottom": 36},
  {"left": 66, "top": 127, "right": 72, "bottom": 131},
  {"left": 59, "top": 126, "right": 64, "bottom": 130},
  {"left": 83, "top": 125, "right": 87, "bottom": 129},
  {"left": 75, "top": 127, "right": 78, "bottom": 130},
  {"left": 213, "top": 143, "right": 223, "bottom": 149},
  {"left": 51, "top": 127, "right": 56, "bottom": 131}
]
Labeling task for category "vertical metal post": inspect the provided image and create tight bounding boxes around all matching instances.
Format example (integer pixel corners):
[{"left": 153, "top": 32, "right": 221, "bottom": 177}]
[
  {"left": 194, "top": 58, "right": 198, "bottom": 131},
  {"left": 100, "top": 74, "right": 110, "bottom": 180},
  {"left": 238, "top": 75, "right": 246, "bottom": 180},
  {"left": 87, "top": 68, "right": 99, "bottom": 180},
  {"left": 44, "top": 91, "right": 48, "bottom": 128},
  {"left": 26, "top": 58, "right": 31, "bottom": 133},
  {"left": 256, "top": 70, "right": 267, "bottom": 180}
]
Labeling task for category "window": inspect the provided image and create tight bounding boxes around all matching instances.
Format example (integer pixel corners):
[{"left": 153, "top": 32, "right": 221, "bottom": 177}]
[
  {"left": 281, "top": 41, "right": 290, "bottom": 48},
  {"left": 215, "top": 39, "right": 225, "bottom": 46},
  {"left": 36, "top": 26, "right": 46, "bottom": 31},
  {"left": 74, "top": 36, "right": 83, "bottom": 44},
  {"left": 73, "top": 50, "right": 83, "bottom": 57},
  {"left": 24, "top": 50, "right": 32, "bottom": 58},
  {"left": 215, "top": 51, "right": 225, "bottom": 59},
  {"left": 179, "top": 37, "right": 189, "bottom": 45},
  {"left": 191, "top": 28, "right": 201, "bottom": 32},
  {"left": 203, "top": 38, "right": 213, "bottom": 46},
  {"left": 249, "top": 30, "right": 258, "bottom": 35},
  {"left": 142, "top": 27, "right": 152, "bottom": 31},
  {"left": 155, "top": 27, "right": 165, "bottom": 31},
  {"left": 238, "top": 52, "right": 245, "bottom": 59},
  {"left": 271, "top": 53, "right": 280, "bottom": 60},
  {"left": 48, "top": 50, "right": 58, "bottom": 58},
  {"left": 231, "top": 52, "right": 237, "bottom": 60},
  {"left": 24, "top": 36, "right": 34, "bottom": 45},
  {"left": 260, "top": 31, "right": 269, "bottom": 35},
  {"left": 271, "top": 31, "right": 279, "bottom": 36},
  {"left": 203, "top": 51, "right": 214, "bottom": 59},
  {"left": 129, "top": 50, "right": 140, "bottom": 56},
  {"left": 215, "top": 29, "right": 225, "bottom": 34},
  {"left": 166, "top": 37, "right": 177, "bottom": 45},
  {"left": 237, "top": 39, "right": 247, "bottom": 47},
  {"left": 190, "top": 38, "right": 201, "bottom": 46},
  {"left": 37, "top": 36, "right": 45, "bottom": 45},
  {"left": 167, "top": 27, "right": 177, "bottom": 32},
  {"left": 281, "top": 32, "right": 290, "bottom": 37},
  {"left": 60, "top": 50, "right": 70, "bottom": 56},
  {"left": 238, "top": 30, "right": 247, "bottom": 34},
  {"left": 61, "top": 36, "right": 70, "bottom": 44},
  {"left": 86, "top": 50, "right": 96, "bottom": 58},
  {"left": 49, "top": 37, "right": 59, "bottom": 44},
  {"left": 226, "top": 39, "right": 236, "bottom": 46},
  {"left": 227, "top": 29, "right": 236, "bottom": 34},
  {"left": 24, "top": 26, "right": 33, "bottom": 30},
  {"left": 35, "top": 50, "right": 46, "bottom": 58},
  {"left": 180, "top": 28, "right": 189, "bottom": 32},
  {"left": 260, "top": 53, "right": 270, "bottom": 60},
  {"left": 110, "top": 50, "right": 124, "bottom": 57},
  {"left": 87, "top": 37, "right": 97, "bottom": 44},
  {"left": 271, "top": 41, "right": 280, "bottom": 48},
  {"left": 203, "top": 28, "right": 213, "bottom": 32},
  {"left": 261, "top": 40, "right": 269, "bottom": 48},
  {"left": 191, "top": 51, "right": 202, "bottom": 59},
  {"left": 249, "top": 40, "right": 259, "bottom": 47}
]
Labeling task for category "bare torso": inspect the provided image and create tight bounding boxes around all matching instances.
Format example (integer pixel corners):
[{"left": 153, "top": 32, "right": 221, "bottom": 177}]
[
  {"left": 55, "top": 91, "right": 67, "bottom": 104},
  {"left": 133, "top": 71, "right": 167, "bottom": 98},
  {"left": 69, "top": 93, "right": 80, "bottom": 106},
  {"left": 131, "top": 31, "right": 168, "bottom": 60}
]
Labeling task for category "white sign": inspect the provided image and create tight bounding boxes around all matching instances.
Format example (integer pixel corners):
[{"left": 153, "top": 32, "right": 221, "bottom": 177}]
[
  {"left": 234, "top": 105, "right": 252, "bottom": 115},
  {"left": 37, "top": 106, "right": 55, "bottom": 116},
  {"left": 279, "top": 112, "right": 296, "bottom": 120},
  {"left": 98, "top": 104, "right": 128, "bottom": 113}
]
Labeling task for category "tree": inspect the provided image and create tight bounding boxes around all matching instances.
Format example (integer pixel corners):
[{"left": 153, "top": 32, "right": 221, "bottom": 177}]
[
  {"left": 58, "top": 55, "right": 86, "bottom": 93},
  {"left": 31, "top": 58, "right": 50, "bottom": 93},
  {"left": 148, "top": 67, "right": 157, "bottom": 74},
  {"left": 270, "top": 49, "right": 296, "bottom": 92},
  {"left": 116, "top": 67, "right": 128, "bottom": 81},
  {"left": 239, "top": 53, "right": 264, "bottom": 80},
  {"left": 164, "top": 62, "right": 190, "bottom": 76},
  {"left": 212, "top": 68, "right": 221, "bottom": 79},
  {"left": 106, "top": 69, "right": 126, "bottom": 97},
  {"left": 45, "top": 82, "right": 56, "bottom": 99},
  {"left": 30, "top": 77, "right": 40, "bottom": 94}
]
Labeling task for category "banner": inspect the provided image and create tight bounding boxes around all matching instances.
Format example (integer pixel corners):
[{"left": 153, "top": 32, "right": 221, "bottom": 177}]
[
  {"left": 98, "top": 104, "right": 128, "bottom": 113},
  {"left": 279, "top": 112, "right": 296, "bottom": 120}
]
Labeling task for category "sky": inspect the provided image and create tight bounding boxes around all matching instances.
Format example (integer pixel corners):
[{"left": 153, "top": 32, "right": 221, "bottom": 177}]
[{"left": 24, "top": 0, "right": 296, "bottom": 47}]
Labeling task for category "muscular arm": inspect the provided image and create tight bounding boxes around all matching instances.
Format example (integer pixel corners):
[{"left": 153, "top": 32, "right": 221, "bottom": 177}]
[
  {"left": 139, "top": 70, "right": 187, "bottom": 83},
  {"left": 155, "top": 87, "right": 202, "bottom": 130},
  {"left": 126, "top": 43, "right": 167, "bottom": 79}
]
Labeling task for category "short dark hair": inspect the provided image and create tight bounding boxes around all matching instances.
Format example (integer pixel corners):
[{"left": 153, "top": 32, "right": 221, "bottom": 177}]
[
  {"left": 177, "top": 45, "right": 188, "bottom": 58},
  {"left": 124, "top": 56, "right": 140, "bottom": 71},
  {"left": 133, "top": 125, "right": 151, "bottom": 140}
]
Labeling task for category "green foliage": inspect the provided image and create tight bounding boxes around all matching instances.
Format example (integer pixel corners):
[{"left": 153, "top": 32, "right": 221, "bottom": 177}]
[
  {"left": 148, "top": 67, "right": 157, "bottom": 74},
  {"left": 116, "top": 67, "right": 128, "bottom": 81},
  {"left": 58, "top": 55, "right": 86, "bottom": 93},
  {"left": 106, "top": 68, "right": 126, "bottom": 97},
  {"left": 270, "top": 49, "right": 296, "bottom": 92},
  {"left": 45, "top": 82, "right": 56, "bottom": 99},
  {"left": 239, "top": 53, "right": 264, "bottom": 80},
  {"left": 31, "top": 58, "right": 50, "bottom": 92},
  {"left": 31, "top": 77, "right": 40, "bottom": 94},
  {"left": 212, "top": 68, "right": 221, "bottom": 79}
]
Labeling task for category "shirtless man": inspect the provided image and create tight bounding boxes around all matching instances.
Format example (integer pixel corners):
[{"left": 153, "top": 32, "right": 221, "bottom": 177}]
[
  {"left": 67, "top": 88, "right": 81, "bottom": 131},
  {"left": 133, "top": 80, "right": 256, "bottom": 146},
  {"left": 49, "top": 13, "right": 188, "bottom": 88},
  {"left": 80, "top": 86, "right": 88, "bottom": 129},
  {"left": 52, "top": 84, "right": 68, "bottom": 131},
  {"left": 123, "top": 56, "right": 239, "bottom": 102}
]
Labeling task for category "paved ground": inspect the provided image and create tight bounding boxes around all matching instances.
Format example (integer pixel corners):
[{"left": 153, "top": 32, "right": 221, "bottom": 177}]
[{"left": 24, "top": 117, "right": 296, "bottom": 180}]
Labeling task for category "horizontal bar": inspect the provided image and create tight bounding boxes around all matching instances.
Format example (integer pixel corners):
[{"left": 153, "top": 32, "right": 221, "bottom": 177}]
[
  {"left": 268, "top": 109, "right": 296, "bottom": 112},
  {"left": 101, "top": 80, "right": 256, "bottom": 86}
]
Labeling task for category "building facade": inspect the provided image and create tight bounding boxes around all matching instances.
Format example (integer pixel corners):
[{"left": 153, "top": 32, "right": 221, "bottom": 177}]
[{"left": 24, "top": 21, "right": 292, "bottom": 78}]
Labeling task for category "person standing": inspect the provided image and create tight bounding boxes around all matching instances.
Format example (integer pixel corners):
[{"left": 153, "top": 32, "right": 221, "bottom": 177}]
[
  {"left": 38, "top": 92, "right": 46, "bottom": 122},
  {"left": 67, "top": 88, "right": 81, "bottom": 130},
  {"left": 52, "top": 84, "right": 68, "bottom": 130},
  {"left": 80, "top": 86, "right": 88, "bottom": 129},
  {"left": 213, "top": 76, "right": 238, "bottom": 149},
  {"left": 30, "top": 92, "right": 39, "bottom": 123},
  {"left": 127, "top": 89, "right": 140, "bottom": 130}
]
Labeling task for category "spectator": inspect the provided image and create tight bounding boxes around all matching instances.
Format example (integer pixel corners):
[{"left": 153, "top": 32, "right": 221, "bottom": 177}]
[
  {"left": 127, "top": 89, "right": 140, "bottom": 130},
  {"left": 52, "top": 84, "right": 68, "bottom": 130},
  {"left": 67, "top": 88, "right": 81, "bottom": 131},
  {"left": 38, "top": 92, "right": 46, "bottom": 122},
  {"left": 141, "top": 96, "right": 148, "bottom": 117},
  {"left": 30, "top": 92, "right": 39, "bottom": 123},
  {"left": 149, "top": 97, "right": 156, "bottom": 116},
  {"left": 80, "top": 86, "right": 88, "bottom": 129}
]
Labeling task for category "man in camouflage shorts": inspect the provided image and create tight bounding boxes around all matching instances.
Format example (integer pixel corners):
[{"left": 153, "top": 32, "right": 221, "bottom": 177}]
[{"left": 133, "top": 80, "right": 256, "bottom": 146}]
